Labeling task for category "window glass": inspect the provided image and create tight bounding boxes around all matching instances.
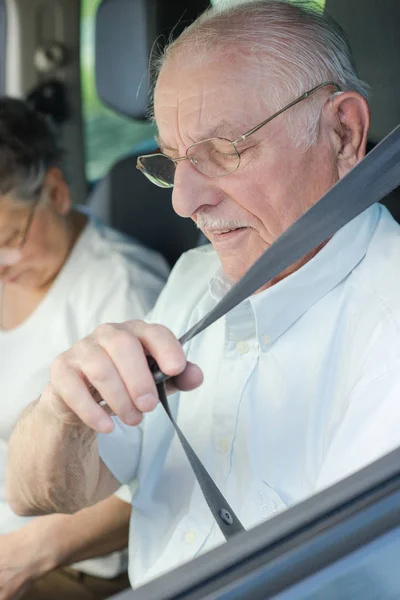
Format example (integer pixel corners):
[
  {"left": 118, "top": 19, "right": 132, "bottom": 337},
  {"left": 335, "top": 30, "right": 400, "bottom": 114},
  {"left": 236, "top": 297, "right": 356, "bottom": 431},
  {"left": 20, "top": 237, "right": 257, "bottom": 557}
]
[
  {"left": 274, "top": 525, "right": 400, "bottom": 600},
  {"left": 81, "top": 0, "right": 155, "bottom": 182}
]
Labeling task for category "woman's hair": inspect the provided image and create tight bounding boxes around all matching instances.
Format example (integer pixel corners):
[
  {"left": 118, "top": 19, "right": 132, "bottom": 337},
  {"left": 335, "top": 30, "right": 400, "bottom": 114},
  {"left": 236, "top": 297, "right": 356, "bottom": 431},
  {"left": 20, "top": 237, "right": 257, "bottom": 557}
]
[
  {"left": 0, "top": 97, "right": 62, "bottom": 201},
  {"left": 152, "top": 0, "right": 368, "bottom": 149}
]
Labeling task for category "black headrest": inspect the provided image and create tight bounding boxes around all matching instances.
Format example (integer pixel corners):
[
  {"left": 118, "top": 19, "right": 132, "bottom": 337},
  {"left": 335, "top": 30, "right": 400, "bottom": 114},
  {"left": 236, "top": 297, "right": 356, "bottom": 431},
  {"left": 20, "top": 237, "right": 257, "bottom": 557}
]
[
  {"left": 325, "top": 0, "right": 400, "bottom": 143},
  {"left": 95, "top": 0, "right": 210, "bottom": 121},
  {"left": 88, "top": 153, "right": 200, "bottom": 267}
]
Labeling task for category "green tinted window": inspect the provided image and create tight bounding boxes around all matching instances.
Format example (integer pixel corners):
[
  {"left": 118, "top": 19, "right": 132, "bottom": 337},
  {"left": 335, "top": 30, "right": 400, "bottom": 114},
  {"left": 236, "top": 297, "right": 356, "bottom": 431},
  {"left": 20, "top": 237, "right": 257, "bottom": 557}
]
[{"left": 81, "top": 0, "right": 155, "bottom": 182}]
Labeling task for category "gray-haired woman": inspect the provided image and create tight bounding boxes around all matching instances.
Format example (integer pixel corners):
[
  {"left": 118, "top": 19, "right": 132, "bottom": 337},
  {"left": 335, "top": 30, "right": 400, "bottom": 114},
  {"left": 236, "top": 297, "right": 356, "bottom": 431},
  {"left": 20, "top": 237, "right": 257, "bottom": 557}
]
[{"left": 0, "top": 97, "right": 168, "bottom": 599}]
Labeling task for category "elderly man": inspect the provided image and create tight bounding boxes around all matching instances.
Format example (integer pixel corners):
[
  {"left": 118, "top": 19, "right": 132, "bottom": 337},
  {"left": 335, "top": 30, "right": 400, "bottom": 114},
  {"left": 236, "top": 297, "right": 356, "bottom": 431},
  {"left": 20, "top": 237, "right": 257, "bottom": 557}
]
[{"left": 7, "top": 0, "right": 400, "bottom": 590}]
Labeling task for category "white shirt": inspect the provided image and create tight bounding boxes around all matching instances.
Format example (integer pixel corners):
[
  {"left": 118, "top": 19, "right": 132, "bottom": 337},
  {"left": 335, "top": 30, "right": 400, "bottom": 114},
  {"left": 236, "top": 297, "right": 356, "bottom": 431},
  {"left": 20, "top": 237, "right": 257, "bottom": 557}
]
[
  {"left": 0, "top": 217, "right": 169, "bottom": 577},
  {"left": 99, "top": 204, "right": 400, "bottom": 588}
]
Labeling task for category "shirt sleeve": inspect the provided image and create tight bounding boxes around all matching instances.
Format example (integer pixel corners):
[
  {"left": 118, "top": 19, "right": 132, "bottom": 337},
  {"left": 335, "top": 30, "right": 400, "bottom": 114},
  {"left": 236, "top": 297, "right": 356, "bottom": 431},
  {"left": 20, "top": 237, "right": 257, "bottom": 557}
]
[
  {"left": 316, "top": 364, "right": 400, "bottom": 492},
  {"left": 114, "top": 483, "right": 138, "bottom": 503},
  {"left": 98, "top": 418, "right": 143, "bottom": 484}
]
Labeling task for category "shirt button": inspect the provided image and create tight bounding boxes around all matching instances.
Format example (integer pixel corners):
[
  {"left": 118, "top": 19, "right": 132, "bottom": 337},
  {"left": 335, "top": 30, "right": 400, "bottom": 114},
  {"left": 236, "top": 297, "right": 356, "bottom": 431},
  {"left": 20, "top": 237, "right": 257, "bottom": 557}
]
[
  {"left": 183, "top": 531, "right": 196, "bottom": 545},
  {"left": 236, "top": 341, "right": 249, "bottom": 355},
  {"left": 260, "top": 500, "right": 278, "bottom": 519},
  {"left": 261, "top": 334, "right": 270, "bottom": 345},
  {"left": 218, "top": 438, "right": 230, "bottom": 453}
]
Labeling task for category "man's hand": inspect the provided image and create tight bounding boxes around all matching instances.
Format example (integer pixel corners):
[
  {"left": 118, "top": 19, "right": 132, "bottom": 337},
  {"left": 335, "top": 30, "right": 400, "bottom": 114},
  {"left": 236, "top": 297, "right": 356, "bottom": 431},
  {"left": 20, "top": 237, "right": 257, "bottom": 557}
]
[
  {"left": 7, "top": 321, "right": 203, "bottom": 516},
  {"left": 0, "top": 522, "right": 56, "bottom": 600},
  {"left": 44, "top": 320, "right": 204, "bottom": 433}
]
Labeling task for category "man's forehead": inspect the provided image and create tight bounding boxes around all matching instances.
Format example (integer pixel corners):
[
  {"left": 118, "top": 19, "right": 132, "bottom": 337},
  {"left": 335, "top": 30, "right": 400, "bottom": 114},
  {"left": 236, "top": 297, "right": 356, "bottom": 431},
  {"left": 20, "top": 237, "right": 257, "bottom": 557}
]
[
  {"left": 154, "top": 54, "right": 267, "bottom": 145},
  {"left": 156, "top": 120, "right": 245, "bottom": 151}
]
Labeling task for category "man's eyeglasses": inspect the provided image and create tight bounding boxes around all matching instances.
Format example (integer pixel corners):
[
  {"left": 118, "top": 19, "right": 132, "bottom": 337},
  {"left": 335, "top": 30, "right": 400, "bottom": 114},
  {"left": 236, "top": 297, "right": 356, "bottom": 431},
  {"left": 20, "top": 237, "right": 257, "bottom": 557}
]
[{"left": 136, "top": 81, "right": 341, "bottom": 189}]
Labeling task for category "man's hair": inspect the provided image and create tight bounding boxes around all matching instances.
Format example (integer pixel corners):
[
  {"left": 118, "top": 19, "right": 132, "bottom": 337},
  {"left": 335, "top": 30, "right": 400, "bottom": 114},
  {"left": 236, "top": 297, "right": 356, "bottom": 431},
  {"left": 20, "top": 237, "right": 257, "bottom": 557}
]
[
  {"left": 153, "top": 0, "right": 368, "bottom": 149},
  {"left": 0, "top": 97, "right": 62, "bottom": 202}
]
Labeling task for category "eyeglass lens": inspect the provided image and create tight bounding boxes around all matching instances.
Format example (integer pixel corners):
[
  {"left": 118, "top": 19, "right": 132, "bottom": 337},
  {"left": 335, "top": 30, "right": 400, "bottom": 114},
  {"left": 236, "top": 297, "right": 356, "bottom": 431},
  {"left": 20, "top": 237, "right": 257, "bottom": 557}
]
[{"left": 139, "top": 138, "right": 240, "bottom": 187}]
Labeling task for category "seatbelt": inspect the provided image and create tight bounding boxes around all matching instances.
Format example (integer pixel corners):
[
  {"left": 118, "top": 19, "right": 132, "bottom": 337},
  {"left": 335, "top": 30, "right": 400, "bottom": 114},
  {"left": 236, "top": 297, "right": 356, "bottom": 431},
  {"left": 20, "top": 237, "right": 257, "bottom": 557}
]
[{"left": 151, "top": 125, "right": 400, "bottom": 540}]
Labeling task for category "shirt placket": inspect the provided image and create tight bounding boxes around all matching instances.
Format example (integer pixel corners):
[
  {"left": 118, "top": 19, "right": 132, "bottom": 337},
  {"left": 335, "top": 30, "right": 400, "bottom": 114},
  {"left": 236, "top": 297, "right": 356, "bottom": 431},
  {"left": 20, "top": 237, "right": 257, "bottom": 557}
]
[
  {"left": 211, "top": 299, "right": 259, "bottom": 491},
  {"left": 191, "top": 300, "right": 259, "bottom": 555}
]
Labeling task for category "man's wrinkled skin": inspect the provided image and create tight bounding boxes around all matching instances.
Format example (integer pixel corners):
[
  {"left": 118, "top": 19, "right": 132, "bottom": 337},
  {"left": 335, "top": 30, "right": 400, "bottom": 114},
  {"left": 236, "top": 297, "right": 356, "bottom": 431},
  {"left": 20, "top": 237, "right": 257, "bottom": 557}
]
[{"left": 6, "top": 48, "right": 369, "bottom": 516}]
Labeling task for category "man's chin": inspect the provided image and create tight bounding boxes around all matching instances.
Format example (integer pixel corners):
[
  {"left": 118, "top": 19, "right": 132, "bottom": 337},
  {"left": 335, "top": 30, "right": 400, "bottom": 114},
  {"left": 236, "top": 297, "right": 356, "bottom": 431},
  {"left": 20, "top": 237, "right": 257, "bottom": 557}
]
[{"left": 218, "top": 254, "right": 255, "bottom": 284}]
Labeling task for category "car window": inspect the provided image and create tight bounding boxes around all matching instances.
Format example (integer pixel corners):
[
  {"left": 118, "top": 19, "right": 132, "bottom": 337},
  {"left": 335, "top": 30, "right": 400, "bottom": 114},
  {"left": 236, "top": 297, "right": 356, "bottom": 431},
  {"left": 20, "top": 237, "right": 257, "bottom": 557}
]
[
  {"left": 116, "top": 445, "right": 400, "bottom": 600},
  {"left": 81, "top": 0, "right": 156, "bottom": 183},
  {"left": 274, "top": 525, "right": 400, "bottom": 600}
]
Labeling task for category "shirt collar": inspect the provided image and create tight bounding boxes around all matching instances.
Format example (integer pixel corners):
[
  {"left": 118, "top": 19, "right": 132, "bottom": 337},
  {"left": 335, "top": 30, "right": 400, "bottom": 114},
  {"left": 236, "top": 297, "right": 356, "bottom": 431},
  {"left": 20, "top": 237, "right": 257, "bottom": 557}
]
[{"left": 208, "top": 205, "right": 380, "bottom": 348}]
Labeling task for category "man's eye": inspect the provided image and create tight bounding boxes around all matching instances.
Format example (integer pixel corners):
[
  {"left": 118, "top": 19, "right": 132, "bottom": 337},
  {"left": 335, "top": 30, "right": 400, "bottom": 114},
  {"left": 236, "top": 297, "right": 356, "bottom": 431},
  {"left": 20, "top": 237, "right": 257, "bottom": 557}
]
[
  {"left": 218, "top": 150, "right": 237, "bottom": 157},
  {"left": 211, "top": 148, "right": 237, "bottom": 158}
]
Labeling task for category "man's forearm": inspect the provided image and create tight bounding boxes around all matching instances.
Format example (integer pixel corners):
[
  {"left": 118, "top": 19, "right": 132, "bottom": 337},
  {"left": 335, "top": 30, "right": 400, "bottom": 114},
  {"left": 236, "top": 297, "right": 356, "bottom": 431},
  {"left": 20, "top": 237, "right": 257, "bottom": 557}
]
[{"left": 7, "top": 389, "right": 105, "bottom": 516}]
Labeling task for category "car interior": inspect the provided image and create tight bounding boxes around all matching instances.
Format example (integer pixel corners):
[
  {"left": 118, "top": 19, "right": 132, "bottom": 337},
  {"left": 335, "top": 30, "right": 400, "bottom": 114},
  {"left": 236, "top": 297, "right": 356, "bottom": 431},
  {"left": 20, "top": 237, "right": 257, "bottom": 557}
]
[{"left": 1, "top": 0, "right": 400, "bottom": 598}]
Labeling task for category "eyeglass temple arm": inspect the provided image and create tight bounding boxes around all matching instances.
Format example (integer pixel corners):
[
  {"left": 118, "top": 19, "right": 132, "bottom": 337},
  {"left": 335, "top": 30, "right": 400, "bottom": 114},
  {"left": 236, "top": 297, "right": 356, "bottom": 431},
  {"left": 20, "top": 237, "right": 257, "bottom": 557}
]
[{"left": 233, "top": 81, "right": 341, "bottom": 145}]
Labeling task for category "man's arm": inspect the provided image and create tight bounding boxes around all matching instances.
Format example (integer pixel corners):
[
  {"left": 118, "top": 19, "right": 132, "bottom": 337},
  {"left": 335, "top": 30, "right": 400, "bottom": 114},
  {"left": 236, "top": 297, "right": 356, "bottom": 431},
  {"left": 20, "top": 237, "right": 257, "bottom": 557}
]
[
  {"left": 7, "top": 321, "right": 203, "bottom": 516},
  {"left": 7, "top": 391, "right": 120, "bottom": 516}
]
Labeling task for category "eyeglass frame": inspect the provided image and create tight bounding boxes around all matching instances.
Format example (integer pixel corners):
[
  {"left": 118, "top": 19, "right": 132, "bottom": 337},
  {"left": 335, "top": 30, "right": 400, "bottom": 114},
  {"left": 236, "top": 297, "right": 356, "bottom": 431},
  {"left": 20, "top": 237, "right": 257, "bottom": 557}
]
[{"left": 136, "top": 81, "right": 341, "bottom": 187}]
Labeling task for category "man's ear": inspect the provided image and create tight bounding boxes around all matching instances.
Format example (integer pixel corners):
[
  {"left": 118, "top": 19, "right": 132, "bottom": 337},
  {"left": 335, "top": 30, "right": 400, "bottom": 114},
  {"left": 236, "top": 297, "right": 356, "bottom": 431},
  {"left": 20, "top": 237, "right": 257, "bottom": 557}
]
[
  {"left": 329, "top": 91, "right": 370, "bottom": 179},
  {"left": 42, "top": 167, "right": 71, "bottom": 215}
]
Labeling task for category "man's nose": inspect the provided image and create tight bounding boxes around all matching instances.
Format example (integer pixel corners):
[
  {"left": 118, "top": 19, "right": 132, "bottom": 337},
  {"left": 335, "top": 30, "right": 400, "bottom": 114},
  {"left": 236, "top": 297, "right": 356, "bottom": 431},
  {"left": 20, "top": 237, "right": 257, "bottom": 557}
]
[
  {"left": 0, "top": 248, "right": 23, "bottom": 266},
  {"left": 172, "top": 160, "right": 222, "bottom": 218}
]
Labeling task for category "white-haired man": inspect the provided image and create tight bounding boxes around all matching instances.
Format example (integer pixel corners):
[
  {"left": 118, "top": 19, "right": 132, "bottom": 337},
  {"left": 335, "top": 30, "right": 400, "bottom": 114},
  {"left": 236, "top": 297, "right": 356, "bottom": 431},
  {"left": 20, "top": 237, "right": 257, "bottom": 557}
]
[{"left": 7, "top": 0, "right": 400, "bottom": 590}]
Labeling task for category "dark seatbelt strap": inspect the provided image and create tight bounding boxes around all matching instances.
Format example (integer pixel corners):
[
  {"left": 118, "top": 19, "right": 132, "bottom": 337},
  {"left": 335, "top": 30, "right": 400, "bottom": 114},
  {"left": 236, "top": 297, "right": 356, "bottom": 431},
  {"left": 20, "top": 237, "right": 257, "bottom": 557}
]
[
  {"left": 152, "top": 124, "right": 400, "bottom": 540},
  {"left": 155, "top": 379, "right": 245, "bottom": 538}
]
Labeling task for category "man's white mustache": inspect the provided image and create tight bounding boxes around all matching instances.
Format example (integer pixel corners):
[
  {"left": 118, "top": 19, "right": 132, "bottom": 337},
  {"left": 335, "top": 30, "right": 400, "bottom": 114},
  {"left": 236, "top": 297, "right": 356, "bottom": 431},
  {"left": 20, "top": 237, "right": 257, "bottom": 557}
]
[{"left": 195, "top": 216, "right": 249, "bottom": 231}]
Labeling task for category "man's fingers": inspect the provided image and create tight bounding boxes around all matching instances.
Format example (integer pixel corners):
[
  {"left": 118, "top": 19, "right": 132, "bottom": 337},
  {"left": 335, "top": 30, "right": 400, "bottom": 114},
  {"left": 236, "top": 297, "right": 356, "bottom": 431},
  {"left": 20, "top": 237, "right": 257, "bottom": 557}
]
[
  {"left": 95, "top": 323, "right": 161, "bottom": 414},
  {"left": 129, "top": 321, "right": 187, "bottom": 377},
  {"left": 58, "top": 337, "right": 146, "bottom": 428},
  {"left": 129, "top": 323, "right": 204, "bottom": 399},
  {"left": 166, "top": 362, "right": 204, "bottom": 394},
  {"left": 50, "top": 358, "right": 115, "bottom": 433},
  {"left": 47, "top": 320, "right": 203, "bottom": 431}
]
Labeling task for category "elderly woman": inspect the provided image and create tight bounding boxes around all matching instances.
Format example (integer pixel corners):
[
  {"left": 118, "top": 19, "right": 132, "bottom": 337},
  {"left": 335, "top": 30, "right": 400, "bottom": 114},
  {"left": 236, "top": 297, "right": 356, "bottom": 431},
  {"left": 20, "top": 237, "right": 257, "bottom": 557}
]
[{"left": 0, "top": 98, "right": 169, "bottom": 599}]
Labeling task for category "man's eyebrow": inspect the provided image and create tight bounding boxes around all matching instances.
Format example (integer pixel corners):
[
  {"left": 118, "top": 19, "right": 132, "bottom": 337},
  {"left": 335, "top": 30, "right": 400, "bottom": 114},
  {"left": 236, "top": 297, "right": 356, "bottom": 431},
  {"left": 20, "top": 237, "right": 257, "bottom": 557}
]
[
  {"left": 208, "top": 124, "right": 233, "bottom": 138},
  {"left": 208, "top": 120, "right": 248, "bottom": 140},
  {"left": 154, "top": 120, "right": 247, "bottom": 153}
]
